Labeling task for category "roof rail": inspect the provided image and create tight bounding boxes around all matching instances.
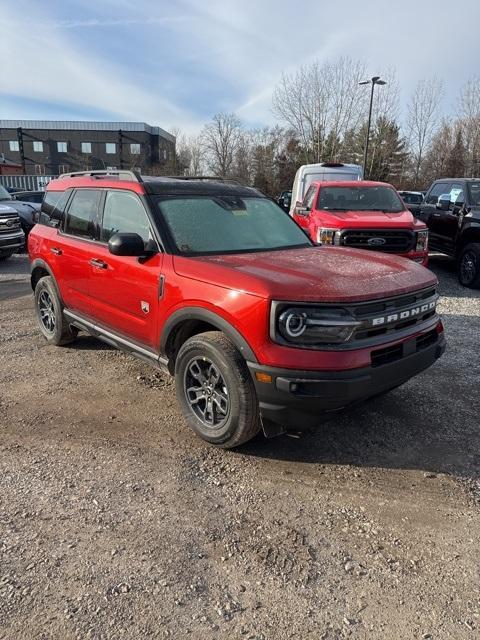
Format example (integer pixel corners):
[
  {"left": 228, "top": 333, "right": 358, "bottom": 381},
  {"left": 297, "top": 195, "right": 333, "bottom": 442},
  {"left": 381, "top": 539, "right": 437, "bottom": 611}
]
[
  {"left": 58, "top": 169, "right": 143, "bottom": 182},
  {"left": 165, "top": 175, "right": 240, "bottom": 184}
]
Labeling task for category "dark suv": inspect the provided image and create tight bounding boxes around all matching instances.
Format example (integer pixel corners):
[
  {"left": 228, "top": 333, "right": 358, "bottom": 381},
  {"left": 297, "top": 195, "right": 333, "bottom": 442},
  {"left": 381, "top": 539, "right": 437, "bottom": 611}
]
[
  {"left": 418, "top": 178, "right": 480, "bottom": 287},
  {"left": 28, "top": 170, "right": 445, "bottom": 448}
]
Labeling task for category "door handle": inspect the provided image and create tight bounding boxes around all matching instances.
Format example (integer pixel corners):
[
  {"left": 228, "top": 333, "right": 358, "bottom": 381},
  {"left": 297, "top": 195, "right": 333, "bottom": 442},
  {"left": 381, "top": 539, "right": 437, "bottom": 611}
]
[
  {"left": 50, "top": 247, "right": 62, "bottom": 255},
  {"left": 433, "top": 213, "right": 441, "bottom": 217},
  {"left": 89, "top": 258, "right": 108, "bottom": 269}
]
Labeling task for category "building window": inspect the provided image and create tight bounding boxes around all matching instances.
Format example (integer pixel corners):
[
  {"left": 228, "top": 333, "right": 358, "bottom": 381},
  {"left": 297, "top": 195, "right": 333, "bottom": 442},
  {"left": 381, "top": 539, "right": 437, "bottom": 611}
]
[
  {"left": 105, "top": 143, "right": 116, "bottom": 154},
  {"left": 81, "top": 142, "right": 92, "bottom": 154},
  {"left": 9, "top": 141, "right": 19, "bottom": 151},
  {"left": 58, "top": 164, "right": 70, "bottom": 174},
  {"left": 57, "top": 142, "right": 68, "bottom": 153},
  {"left": 130, "top": 143, "right": 140, "bottom": 155},
  {"left": 35, "top": 164, "right": 46, "bottom": 175},
  {"left": 33, "top": 141, "right": 43, "bottom": 152},
  {"left": 163, "top": 149, "right": 167, "bottom": 160}
]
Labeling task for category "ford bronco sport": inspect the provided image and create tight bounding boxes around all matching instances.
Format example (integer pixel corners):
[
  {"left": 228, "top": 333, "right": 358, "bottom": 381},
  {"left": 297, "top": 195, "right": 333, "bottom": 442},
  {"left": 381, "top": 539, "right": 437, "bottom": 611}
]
[
  {"left": 293, "top": 181, "right": 429, "bottom": 265},
  {"left": 28, "top": 170, "right": 445, "bottom": 448}
]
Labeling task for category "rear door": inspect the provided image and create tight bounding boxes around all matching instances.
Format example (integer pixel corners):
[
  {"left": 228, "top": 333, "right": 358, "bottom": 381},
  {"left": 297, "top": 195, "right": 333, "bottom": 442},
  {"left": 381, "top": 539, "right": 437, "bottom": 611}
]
[
  {"left": 86, "top": 189, "right": 163, "bottom": 350},
  {"left": 52, "top": 188, "right": 102, "bottom": 317}
]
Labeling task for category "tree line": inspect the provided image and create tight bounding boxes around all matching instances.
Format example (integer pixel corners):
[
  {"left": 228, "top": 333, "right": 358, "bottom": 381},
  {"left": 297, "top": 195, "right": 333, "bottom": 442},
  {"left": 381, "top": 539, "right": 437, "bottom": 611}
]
[{"left": 152, "top": 57, "right": 480, "bottom": 197}]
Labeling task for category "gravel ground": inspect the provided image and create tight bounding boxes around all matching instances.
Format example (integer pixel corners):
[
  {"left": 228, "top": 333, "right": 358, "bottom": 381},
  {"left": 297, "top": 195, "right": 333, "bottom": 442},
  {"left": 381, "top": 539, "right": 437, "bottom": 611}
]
[{"left": 0, "top": 254, "right": 479, "bottom": 640}]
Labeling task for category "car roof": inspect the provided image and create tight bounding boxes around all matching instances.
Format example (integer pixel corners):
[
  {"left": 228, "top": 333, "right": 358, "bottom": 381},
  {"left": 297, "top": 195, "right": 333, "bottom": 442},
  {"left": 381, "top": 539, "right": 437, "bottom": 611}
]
[
  {"left": 432, "top": 178, "right": 480, "bottom": 183},
  {"left": 46, "top": 173, "right": 263, "bottom": 198},
  {"left": 312, "top": 180, "right": 395, "bottom": 189}
]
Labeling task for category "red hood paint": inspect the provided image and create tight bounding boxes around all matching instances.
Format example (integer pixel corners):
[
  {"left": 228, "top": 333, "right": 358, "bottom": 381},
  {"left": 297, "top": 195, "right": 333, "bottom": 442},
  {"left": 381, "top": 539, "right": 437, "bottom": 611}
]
[
  {"left": 312, "top": 208, "right": 417, "bottom": 228},
  {"left": 174, "top": 246, "right": 437, "bottom": 303}
]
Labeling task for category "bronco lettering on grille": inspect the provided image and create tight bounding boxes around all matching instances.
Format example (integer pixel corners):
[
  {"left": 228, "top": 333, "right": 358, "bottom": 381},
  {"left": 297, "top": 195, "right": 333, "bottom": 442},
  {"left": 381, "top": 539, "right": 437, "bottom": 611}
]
[{"left": 371, "top": 300, "right": 436, "bottom": 326}]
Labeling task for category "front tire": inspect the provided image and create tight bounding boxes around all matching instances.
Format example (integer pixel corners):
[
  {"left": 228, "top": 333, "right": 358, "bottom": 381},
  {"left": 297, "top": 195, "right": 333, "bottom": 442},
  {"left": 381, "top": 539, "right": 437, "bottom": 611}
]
[
  {"left": 175, "top": 331, "right": 260, "bottom": 448},
  {"left": 34, "top": 276, "right": 78, "bottom": 345},
  {"left": 458, "top": 243, "right": 480, "bottom": 288}
]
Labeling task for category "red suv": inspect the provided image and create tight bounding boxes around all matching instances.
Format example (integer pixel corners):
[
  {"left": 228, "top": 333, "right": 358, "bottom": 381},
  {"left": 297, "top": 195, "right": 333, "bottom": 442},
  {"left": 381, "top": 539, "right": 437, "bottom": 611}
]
[
  {"left": 293, "top": 181, "right": 429, "bottom": 265},
  {"left": 28, "top": 171, "right": 445, "bottom": 448}
]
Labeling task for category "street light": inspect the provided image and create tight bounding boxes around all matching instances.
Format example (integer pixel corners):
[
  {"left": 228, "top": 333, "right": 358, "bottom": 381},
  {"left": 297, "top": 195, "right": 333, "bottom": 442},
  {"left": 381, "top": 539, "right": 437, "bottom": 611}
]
[{"left": 359, "top": 76, "right": 386, "bottom": 178}]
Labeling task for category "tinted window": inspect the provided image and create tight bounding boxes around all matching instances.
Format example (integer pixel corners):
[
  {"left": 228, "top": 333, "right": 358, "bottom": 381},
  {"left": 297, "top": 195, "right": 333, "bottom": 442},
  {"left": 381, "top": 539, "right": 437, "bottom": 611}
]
[
  {"left": 156, "top": 196, "right": 311, "bottom": 255},
  {"left": 64, "top": 189, "right": 100, "bottom": 238},
  {"left": 426, "top": 182, "right": 451, "bottom": 205},
  {"left": 100, "top": 190, "right": 151, "bottom": 243},
  {"left": 317, "top": 186, "right": 404, "bottom": 212},
  {"left": 401, "top": 193, "right": 423, "bottom": 205},
  {"left": 40, "top": 190, "right": 70, "bottom": 227},
  {"left": 468, "top": 182, "right": 480, "bottom": 207}
]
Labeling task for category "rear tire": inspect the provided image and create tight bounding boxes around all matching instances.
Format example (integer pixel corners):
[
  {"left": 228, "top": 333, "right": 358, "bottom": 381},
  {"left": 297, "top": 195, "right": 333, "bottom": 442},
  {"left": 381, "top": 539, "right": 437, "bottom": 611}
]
[
  {"left": 175, "top": 331, "right": 260, "bottom": 448},
  {"left": 458, "top": 243, "right": 480, "bottom": 288},
  {"left": 34, "top": 276, "right": 78, "bottom": 346}
]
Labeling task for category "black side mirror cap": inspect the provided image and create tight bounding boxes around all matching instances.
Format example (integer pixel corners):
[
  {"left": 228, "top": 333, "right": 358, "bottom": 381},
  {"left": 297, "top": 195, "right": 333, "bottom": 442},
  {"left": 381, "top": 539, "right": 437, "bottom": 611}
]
[{"left": 108, "top": 232, "right": 147, "bottom": 256}]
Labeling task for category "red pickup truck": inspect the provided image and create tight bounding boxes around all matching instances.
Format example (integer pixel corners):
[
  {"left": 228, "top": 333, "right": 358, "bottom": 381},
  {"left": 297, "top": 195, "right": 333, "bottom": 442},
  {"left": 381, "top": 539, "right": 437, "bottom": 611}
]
[
  {"left": 28, "top": 171, "right": 444, "bottom": 448},
  {"left": 293, "top": 181, "right": 429, "bottom": 265}
]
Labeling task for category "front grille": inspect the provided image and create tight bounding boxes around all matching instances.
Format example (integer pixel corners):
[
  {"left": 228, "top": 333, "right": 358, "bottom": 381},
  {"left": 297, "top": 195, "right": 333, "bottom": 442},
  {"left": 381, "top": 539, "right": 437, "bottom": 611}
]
[
  {"left": 371, "top": 329, "right": 439, "bottom": 367},
  {"left": 0, "top": 213, "right": 21, "bottom": 234},
  {"left": 340, "top": 229, "right": 415, "bottom": 253}
]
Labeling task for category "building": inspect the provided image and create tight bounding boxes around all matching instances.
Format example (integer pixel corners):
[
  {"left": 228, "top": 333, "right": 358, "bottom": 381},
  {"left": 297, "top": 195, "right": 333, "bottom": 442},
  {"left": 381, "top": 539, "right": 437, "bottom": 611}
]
[
  {"left": 0, "top": 154, "right": 23, "bottom": 175},
  {"left": 0, "top": 120, "right": 176, "bottom": 176}
]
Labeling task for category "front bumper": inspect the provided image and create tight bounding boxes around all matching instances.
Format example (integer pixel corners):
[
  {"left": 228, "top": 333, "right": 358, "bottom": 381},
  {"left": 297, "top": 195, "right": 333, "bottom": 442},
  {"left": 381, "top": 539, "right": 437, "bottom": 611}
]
[
  {"left": 248, "top": 328, "right": 445, "bottom": 433},
  {"left": 0, "top": 230, "right": 25, "bottom": 255}
]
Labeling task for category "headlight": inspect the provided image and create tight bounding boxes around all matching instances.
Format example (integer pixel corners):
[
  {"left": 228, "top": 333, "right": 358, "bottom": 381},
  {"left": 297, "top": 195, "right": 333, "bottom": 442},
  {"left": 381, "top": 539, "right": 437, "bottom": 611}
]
[
  {"left": 415, "top": 230, "right": 428, "bottom": 252},
  {"left": 276, "top": 306, "right": 361, "bottom": 346},
  {"left": 316, "top": 228, "right": 340, "bottom": 245}
]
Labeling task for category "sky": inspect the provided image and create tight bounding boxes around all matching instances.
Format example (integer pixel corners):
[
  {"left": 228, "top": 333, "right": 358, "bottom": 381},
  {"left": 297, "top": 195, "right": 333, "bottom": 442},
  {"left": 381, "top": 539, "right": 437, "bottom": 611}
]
[{"left": 1, "top": 0, "right": 479, "bottom": 135}]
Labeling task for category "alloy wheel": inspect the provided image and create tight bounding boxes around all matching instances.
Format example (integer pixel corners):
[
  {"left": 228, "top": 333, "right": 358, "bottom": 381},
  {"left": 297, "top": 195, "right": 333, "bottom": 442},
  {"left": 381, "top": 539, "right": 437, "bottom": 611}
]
[
  {"left": 38, "top": 290, "right": 56, "bottom": 334},
  {"left": 460, "top": 250, "right": 477, "bottom": 285},
  {"left": 184, "top": 357, "right": 230, "bottom": 429}
]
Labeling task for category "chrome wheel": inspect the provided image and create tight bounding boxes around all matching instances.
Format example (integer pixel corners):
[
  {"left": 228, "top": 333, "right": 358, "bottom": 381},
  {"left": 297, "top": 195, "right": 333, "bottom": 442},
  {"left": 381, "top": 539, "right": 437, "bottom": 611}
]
[
  {"left": 460, "top": 250, "right": 477, "bottom": 285},
  {"left": 38, "top": 290, "right": 56, "bottom": 334},
  {"left": 184, "top": 357, "right": 230, "bottom": 429}
]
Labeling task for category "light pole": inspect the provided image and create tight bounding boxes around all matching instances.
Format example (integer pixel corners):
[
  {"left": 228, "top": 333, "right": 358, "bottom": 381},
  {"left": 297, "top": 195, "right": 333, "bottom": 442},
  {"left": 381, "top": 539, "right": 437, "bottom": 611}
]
[{"left": 359, "top": 76, "right": 386, "bottom": 178}]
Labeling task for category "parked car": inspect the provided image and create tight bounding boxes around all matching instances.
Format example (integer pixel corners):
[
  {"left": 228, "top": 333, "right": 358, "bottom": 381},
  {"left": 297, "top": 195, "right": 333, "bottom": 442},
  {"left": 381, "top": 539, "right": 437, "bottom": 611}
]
[
  {"left": 290, "top": 162, "right": 363, "bottom": 215},
  {"left": 293, "top": 181, "right": 429, "bottom": 265},
  {"left": 277, "top": 190, "right": 292, "bottom": 212},
  {"left": 29, "top": 170, "right": 445, "bottom": 448},
  {"left": 418, "top": 178, "right": 480, "bottom": 288},
  {"left": 0, "top": 203, "right": 25, "bottom": 260},
  {"left": 0, "top": 184, "right": 40, "bottom": 238},
  {"left": 12, "top": 190, "right": 44, "bottom": 204},
  {"left": 398, "top": 190, "right": 424, "bottom": 216}
]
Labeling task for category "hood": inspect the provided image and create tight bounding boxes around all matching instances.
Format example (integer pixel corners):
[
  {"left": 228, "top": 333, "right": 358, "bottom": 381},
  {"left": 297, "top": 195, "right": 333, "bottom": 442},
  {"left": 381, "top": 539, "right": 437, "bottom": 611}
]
[
  {"left": 314, "top": 208, "right": 416, "bottom": 227},
  {"left": 0, "top": 203, "right": 20, "bottom": 216},
  {"left": 173, "top": 246, "right": 437, "bottom": 303}
]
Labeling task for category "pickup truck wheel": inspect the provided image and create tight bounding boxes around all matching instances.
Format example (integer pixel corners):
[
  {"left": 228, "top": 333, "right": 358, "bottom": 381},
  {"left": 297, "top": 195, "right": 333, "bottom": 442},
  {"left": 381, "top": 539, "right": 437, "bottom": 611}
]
[
  {"left": 175, "top": 331, "right": 260, "bottom": 448},
  {"left": 458, "top": 243, "right": 480, "bottom": 288},
  {"left": 34, "top": 276, "right": 78, "bottom": 346}
]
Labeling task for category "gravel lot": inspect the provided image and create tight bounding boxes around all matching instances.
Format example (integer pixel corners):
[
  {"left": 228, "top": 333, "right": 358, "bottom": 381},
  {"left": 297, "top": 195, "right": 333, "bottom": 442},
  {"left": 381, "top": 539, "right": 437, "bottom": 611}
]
[{"left": 0, "top": 254, "right": 479, "bottom": 640}]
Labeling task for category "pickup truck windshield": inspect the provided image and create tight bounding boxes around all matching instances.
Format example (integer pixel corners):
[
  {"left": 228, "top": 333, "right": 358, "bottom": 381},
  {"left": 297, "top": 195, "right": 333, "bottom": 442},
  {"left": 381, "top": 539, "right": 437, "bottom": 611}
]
[
  {"left": 318, "top": 186, "right": 404, "bottom": 213},
  {"left": 156, "top": 196, "right": 312, "bottom": 255},
  {"left": 0, "top": 185, "right": 13, "bottom": 201}
]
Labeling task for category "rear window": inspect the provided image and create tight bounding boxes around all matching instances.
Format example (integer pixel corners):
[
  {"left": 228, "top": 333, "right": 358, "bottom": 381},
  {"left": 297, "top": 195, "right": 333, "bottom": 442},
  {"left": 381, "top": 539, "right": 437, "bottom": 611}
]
[{"left": 401, "top": 193, "right": 423, "bottom": 205}]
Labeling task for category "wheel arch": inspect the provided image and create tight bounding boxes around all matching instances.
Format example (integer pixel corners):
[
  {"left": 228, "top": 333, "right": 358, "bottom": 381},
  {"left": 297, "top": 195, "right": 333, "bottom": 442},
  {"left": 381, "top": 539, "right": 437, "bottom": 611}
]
[
  {"left": 161, "top": 307, "right": 258, "bottom": 373},
  {"left": 457, "top": 226, "right": 480, "bottom": 253},
  {"left": 30, "top": 259, "right": 64, "bottom": 305}
]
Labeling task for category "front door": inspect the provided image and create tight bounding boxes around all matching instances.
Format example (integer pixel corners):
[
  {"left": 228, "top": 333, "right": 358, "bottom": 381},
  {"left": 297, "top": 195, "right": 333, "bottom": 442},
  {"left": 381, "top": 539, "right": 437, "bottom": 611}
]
[{"left": 86, "top": 189, "right": 163, "bottom": 351}]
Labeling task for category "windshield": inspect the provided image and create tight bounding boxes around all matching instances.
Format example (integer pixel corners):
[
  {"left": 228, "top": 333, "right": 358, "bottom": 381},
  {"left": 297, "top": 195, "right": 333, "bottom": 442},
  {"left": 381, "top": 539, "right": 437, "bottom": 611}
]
[
  {"left": 0, "top": 185, "right": 12, "bottom": 201},
  {"left": 468, "top": 182, "right": 480, "bottom": 207},
  {"left": 401, "top": 192, "right": 423, "bottom": 205},
  {"left": 317, "top": 186, "right": 405, "bottom": 212},
  {"left": 156, "top": 195, "right": 312, "bottom": 255}
]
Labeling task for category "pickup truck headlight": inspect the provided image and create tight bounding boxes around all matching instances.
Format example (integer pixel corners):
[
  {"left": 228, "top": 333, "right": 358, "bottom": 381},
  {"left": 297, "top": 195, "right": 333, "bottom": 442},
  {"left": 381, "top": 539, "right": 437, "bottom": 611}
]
[
  {"left": 275, "top": 305, "right": 361, "bottom": 346},
  {"left": 316, "top": 228, "right": 340, "bottom": 245},
  {"left": 415, "top": 230, "right": 428, "bottom": 252}
]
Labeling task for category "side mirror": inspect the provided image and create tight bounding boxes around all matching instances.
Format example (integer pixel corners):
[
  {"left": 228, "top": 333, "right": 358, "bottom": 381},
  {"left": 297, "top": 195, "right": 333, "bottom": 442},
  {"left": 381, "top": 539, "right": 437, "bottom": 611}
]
[
  {"left": 436, "top": 195, "right": 451, "bottom": 211},
  {"left": 294, "top": 204, "right": 309, "bottom": 216},
  {"left": 108, "top": 232, "right": 147, "bottom": 256}
]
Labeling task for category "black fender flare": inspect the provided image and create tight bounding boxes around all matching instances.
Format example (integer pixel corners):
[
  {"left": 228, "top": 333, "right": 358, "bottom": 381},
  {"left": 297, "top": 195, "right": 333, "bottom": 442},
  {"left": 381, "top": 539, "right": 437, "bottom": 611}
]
[
  {"left": 30, "top": 258, "right": 65, "bottom": 305},
  {"left": 160, "top": 307, "right": 258, "bottom": 363}
]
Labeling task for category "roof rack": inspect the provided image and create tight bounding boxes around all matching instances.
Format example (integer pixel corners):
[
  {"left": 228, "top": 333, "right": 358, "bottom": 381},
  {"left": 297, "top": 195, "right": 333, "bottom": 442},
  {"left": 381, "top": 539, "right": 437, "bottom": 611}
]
[
  {"left": 58, "top": 169, "right": 142, "bottom": 182},
  {"left": 165, "top": 175, "right": 240, "bottom": 184}
]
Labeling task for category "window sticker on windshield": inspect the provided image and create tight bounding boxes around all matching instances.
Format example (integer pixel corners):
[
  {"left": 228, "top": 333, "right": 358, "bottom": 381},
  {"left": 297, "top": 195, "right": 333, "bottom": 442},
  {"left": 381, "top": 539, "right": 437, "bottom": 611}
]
[{"left": 450, "top": 188, "right": 462, "bottom": 202}]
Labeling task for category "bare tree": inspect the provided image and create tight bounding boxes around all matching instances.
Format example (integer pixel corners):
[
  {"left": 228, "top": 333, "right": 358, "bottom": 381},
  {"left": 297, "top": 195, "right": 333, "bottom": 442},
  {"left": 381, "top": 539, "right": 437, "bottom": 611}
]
[
  {"left": 458, "top": 76, "right": 480, "bottom": 177},
  {"left": 175, "top": 132, "right": 205, "bottom": 176},
  {"left": 201, "top": 113, "right": 242, "bottom": 177},
  {"left": 406, "top": 77, "right": 444, "bottom": 187},
  {"left": 272, "top": 57, "right": 367, "bottom": 163}
]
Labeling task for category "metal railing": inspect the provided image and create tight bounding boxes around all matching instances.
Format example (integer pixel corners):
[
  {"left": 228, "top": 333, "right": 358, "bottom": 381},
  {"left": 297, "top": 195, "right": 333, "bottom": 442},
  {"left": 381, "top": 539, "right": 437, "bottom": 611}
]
[{"left": 0, "top": 174, "right": 57, "bottom": 192}]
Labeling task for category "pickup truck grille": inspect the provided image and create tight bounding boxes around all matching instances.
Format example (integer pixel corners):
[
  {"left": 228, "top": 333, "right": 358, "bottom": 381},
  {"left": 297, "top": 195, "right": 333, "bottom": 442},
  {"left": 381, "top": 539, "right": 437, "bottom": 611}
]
[
  {"left": 339, "top": 229, "right": 415, "bottom": 253},
  {"left": 0, "top": 213, "right": 21, "bottom": 233}
]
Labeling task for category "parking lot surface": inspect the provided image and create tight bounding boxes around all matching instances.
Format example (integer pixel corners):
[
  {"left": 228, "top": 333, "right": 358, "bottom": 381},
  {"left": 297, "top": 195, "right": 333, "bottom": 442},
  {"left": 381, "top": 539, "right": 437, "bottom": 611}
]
[{"left": 0, "top": 254, "right": 479, "bottom": 639}]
